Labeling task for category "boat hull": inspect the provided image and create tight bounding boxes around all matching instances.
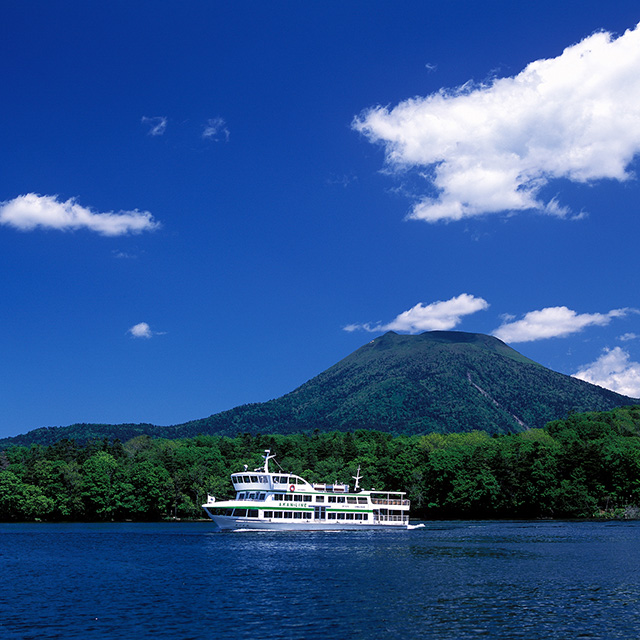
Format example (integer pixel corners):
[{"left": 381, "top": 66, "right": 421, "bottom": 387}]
[{"left": 205, "top": 512, "right": 408, "bottom": 531}]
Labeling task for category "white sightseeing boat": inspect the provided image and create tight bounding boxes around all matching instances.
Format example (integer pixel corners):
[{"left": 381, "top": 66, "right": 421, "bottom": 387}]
[{"left": 202, "top": 449, "right": 417, "bottom": 530}]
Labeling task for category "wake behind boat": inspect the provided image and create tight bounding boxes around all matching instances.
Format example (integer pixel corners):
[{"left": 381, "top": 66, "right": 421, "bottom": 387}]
[{"left": 202, "top": 449, "right": 412, "bottom": 530}]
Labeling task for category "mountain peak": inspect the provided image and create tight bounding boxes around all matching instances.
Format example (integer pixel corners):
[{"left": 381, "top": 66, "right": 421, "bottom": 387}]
[
  {"left": 1, "top": 331, "right": 635, "bottom": 447},
  {"left": 362, "top": 330, "right": 536, "bottom": 365}
]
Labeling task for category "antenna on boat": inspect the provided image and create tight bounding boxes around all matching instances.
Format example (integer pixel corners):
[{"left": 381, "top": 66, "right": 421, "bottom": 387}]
[
  {"left": 262, "top": 449, "right": 276, "bottom": 474},
  {"left": 352, "top": 466, "right": 362, "bottom": 492}
]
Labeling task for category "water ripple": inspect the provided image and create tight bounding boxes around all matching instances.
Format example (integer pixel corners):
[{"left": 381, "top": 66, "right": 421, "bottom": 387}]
[{"left": 2, "top": 521, "right": 640, "bottom": 639}]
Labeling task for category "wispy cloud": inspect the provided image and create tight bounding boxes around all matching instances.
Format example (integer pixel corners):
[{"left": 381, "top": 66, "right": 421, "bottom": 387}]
[
  {"left": 344, "top": 293, "right": 489, "bottom": 334},
  {"left": 0, "top": 194, "right": 160, "bottom": 236},
  {"left": 141, "top": 116, "right": 167, "bottom": 136},
  {"left": 326, "top": 174, "right": 358, "bottom": 188},
  {"left": 112, "top": 249, "right": 138, "bottom": 259},
  {"left": 128, "top": 322, "right": 165, "bottom": 339},
  {"left": 619, "top": 332, "right": 639, "bottom": 342},
  {"left": 202, "top": 117, "right": 230, "bottom": 142},
  {"left": 574, "top": 347, "right": 640, "bottom": 398},
  {"left": 353, "top": 23, "right": 640, "bottom": 222},
  {"left": 494, "top": 306, "right": 631, "bottom": 343}
]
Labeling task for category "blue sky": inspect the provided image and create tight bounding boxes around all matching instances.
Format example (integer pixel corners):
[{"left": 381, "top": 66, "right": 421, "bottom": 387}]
[{"left": 2, "top": 1, "right": 640, "bottom": 439}]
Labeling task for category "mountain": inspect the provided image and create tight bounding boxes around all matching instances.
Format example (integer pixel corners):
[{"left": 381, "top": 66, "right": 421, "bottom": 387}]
[{"left": 1, "top": 331, "right": 636, "bottom": 447}]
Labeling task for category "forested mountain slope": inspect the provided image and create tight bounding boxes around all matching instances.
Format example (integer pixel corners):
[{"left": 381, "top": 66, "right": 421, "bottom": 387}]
[{"left": 1, "top": 331, "right": 636, "bottom": 447}]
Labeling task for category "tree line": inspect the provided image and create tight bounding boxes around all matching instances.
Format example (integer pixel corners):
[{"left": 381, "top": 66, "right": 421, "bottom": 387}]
[{"left": 1, "top": 405, "right": 640, "bottom": 522}]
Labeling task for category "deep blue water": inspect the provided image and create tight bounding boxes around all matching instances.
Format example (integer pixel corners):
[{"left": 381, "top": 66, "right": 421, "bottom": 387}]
[{"left": 2, "top": 520, "right": 640, "bottom": 639}]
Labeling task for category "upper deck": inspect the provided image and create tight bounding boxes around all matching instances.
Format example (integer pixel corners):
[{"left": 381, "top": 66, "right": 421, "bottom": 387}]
[
  {"left": 231, "top": 473, "right": 408, "bottom": 507},
  {"left": 231, "top": 472, "right": 314, "bottom": 492},
  {"left": 229, "top": 450, "right": 409, "bottom": 507}
]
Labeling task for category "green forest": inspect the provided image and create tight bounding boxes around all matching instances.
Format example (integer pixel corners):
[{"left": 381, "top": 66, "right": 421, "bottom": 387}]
[{"left": 2, "top": 405, "right": 640, "bottom": 522}]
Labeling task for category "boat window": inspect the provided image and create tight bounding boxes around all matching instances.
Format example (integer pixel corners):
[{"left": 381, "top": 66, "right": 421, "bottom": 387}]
[
  {"left": 250, "top": 476, "right": 258, "bottom": 483},
  {"left": 284, "top": 512, "right": 293, "bottom": 519},
  {"left": 337, "top": 513, "right": 345, "bottom": 520},
  {"left": 362, "top": 513, "right": 369, "bottom": 520},
  {"left": 293, "top": 512, "right": 302, "bottom": 519},
  {"left": 347, "top": 497, "right": 357, "bottom": 504},
  {"left": 225, "top": 509, "right": 234, "bottom": 516},
  {"left": 243, "top": 475, "right": 251, "bottom": 483},
  {"left": 260, "top": 475, "right": 268, "bottom": 483},
  {"left": 272, "top": 493, "right": 284, "bottom": 501},
  {"left": 238, "top": 493, "right": 245, "bottom": 500},
  {"left": 248, "top": 493, "right": 256, "bottom": 500},
  {"left": 274, "top": 511, "right": 283, "bottom": 518},
  {"left": 328, "top": 496, "right": 337, "bottom": 503},
  {"left": 337, "top": 497, "right": 346, "bottom": 503},
  {"left": 346, "top": 513, "right": 354, "bottom": 520},
  {"left": 328, "top": 513, "right": 336, "bottom": 520},
  {"left": 233, "top": 509, "right": 247, "bottom": 517},
  {"left": 264, "top": 511, "right": 273, "bottom": 518},
  {"left": 284, "top": 495, "right": 293, "bottom": 501},
  {"left": 357, "top": 497, "right": 367, "bottom": 504},
  {"left": 259, "top": 493, "right": 266, "bottom": 501},
  {"left": 315, "top": 496, "right": 324, "bottom": 503},
  {"left": 303, "top": 495, "right": 312, "bottom": 502},
  {"left": 303, "top": 512, "right": 312, "bottom": 519},
  {"left": 247, "top": 510, "right": 259, "bottom": 518},
  {"left": 293, "top": 495, "right": 303, "bottom": 502}
]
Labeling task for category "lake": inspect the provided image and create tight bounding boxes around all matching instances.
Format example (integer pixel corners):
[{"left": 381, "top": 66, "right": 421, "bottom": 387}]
[{"left": 1, "top": 520, "right": 640, "bottom": 639}]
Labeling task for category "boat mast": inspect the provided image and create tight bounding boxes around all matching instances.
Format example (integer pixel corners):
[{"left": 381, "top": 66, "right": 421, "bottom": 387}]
[
  {"left": 352, "top": 466, "right": 362, "bottom": 492},
  {"left": 262, "top": 449, "right": 276, "bottom": 474}
]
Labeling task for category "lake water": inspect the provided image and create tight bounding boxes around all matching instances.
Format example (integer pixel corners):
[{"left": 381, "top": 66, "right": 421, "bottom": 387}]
[{"left": 2, "top": 520, "right": 640, "bottom": 639}]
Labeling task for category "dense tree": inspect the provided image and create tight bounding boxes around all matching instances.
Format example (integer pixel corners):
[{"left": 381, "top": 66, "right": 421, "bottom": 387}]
[{"left": 1, "top": 405, "right": 640, "bottom": 521}]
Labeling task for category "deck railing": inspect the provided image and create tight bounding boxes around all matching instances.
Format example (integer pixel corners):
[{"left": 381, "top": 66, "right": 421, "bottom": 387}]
[
  {"left": 371, "top": 498, "right": 410, "bottom": 506},
  {"left": 372, "top": 515, "right": 409, "bottom": 523}
]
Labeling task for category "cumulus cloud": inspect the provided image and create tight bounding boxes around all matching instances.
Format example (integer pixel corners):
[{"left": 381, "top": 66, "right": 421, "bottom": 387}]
[
  {"left": 574, "top": 347, "right": 640, "bottom": 398},
  {"left": 0, "top": 194, "right": 160, "bottom": 236},
  {"left": 141, "top": 116, "right": 167, "bottom": 136},
  {"left": 202, "top": 117, "right": 230, "bottom": 142},
  {"left": 619, "top": 332, "right": 639, "bottom": 342},
  {"left": 129, "top": 322, "right": 153, "bottom": 339},
  {"left": 494, "top": 306, "right": 630, "bottom": 343},
  {"left": 128, "top": 322, "right": 165, "bottom": 339},
  {"left": 344, "top": 293, "right": 489, "bottom": 334},
  {"left": 353, "top": 23, "right": 640, "bottom": 222}
]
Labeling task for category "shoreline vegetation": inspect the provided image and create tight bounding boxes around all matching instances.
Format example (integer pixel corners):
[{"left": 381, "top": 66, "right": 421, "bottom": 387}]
[{"left": 1, "top": 405, "right": 640, "bottom": 523}]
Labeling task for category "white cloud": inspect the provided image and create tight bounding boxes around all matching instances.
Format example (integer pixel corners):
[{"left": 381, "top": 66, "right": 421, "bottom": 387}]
[
  {"left": 128, "top": 322, "right": 165, "bottom": 339},
  {"left": 494, "top": 306, "right": 630, "bottom": 343},
  {"left": 619, "top": 332, "right": 639, "bottom": 342},
  {"left": 0, "top": 194, "right": 160, "bottom": 236},
  {"left": 141, "top": 116, "right": 167, "bottom": 136},
  {"left": 353, "top": 23, "right": 640, "bottom": 222},
  {"left": 202, "top": 117, "right": 230, "bottom": 142},
  {"left": 344, "top": 293, "right": 489, "bottom": 334},
  {"left": 129, "top": 322, "right": 153, "bottom": 339},
  {"left": 574, "top": 347, "right": 640, "bottom": 398}
]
